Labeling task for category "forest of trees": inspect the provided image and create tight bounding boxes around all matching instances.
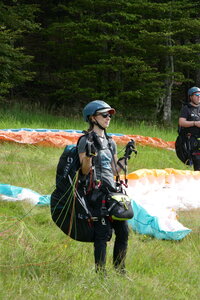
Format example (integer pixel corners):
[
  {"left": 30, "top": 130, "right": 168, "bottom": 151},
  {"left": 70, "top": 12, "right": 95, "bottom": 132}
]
[{"left": 1, "top": 0, "right": 200, "bottom": 123}]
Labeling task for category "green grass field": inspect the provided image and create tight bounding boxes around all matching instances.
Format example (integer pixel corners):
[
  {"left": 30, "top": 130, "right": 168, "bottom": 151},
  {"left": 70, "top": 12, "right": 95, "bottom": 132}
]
[{"left": 0, "top": 105, "right": 199, "bottom": 300}]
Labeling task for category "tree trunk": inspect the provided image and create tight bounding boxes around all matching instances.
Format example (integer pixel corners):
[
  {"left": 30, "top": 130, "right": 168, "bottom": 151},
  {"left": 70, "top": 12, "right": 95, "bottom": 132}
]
[
  {"left": 195, "top": 37, "right": 200, "bottom": 86},
  {"left": 162, "top": 36, "right": 174, "bottom": 125},
  {"left": 163, "top": 76, "right": 173, "bottom": 124}
]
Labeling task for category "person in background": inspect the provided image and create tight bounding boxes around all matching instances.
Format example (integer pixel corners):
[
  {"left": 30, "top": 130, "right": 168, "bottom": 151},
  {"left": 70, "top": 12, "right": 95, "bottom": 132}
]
[
  {"left": 179, "top": 86, "right": 200, "bottom": 170},
  {"left": 78, "top": 100, "right": 132, "bottom": 274}
]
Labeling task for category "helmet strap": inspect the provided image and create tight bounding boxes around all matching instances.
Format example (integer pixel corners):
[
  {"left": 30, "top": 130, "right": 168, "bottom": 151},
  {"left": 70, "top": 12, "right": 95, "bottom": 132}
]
[{"left": 93, "top": 119, "right": 105, "bottom": 131}]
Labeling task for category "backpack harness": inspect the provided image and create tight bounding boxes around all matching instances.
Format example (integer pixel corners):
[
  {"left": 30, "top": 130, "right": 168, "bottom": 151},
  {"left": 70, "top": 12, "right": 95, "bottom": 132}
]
[
  {"left": 50, "top": 132, "right": 136, "bottom": 241},
  {"left": 176, "top": 103, "right": 200, "bottom": 165}
]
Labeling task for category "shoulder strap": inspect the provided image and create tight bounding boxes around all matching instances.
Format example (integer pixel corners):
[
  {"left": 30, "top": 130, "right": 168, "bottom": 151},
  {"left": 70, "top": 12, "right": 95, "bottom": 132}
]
[{"left": 106, "top": 136, "right": 121, "bottom": 184}]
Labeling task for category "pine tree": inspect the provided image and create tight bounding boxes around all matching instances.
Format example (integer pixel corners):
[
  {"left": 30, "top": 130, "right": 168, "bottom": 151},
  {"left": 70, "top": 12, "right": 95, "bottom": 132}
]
[
  {"left": 0, "top": 1, "right": 39, "bottom": 100},
  {"left": 130, "top": 0, "right": 200, "bottom": 123}
]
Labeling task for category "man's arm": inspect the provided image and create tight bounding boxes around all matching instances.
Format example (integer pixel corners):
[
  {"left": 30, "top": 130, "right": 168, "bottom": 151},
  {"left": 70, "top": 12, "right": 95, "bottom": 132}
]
[{"left": 179, "top": 117, "right": 200, "bottom": 128}]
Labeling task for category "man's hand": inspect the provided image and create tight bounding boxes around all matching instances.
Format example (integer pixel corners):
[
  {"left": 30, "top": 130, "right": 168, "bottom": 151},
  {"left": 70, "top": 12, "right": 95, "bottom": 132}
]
[{"left": 194, "top": 120, "right": 200, "bottom": 128}]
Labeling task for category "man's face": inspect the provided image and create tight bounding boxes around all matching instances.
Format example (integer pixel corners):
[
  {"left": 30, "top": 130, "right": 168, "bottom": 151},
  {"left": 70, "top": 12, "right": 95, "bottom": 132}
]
[{"left": 191, "top": 93, "right": 200, "bottom": 105}]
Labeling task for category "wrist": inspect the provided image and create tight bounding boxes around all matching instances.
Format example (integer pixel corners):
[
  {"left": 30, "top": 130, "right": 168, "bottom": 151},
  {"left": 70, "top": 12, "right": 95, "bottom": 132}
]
[
  {"left": 194, "top": 121, "right": 196, "bottom": 126},
  {"left": 85, "top": 155, "right": 92, "bottom": 160}
]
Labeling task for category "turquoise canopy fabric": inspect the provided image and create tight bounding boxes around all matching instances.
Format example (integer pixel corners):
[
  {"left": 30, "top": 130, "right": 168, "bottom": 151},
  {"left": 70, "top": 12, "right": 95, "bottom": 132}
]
[
  {"left": 0, "top": 183, "right": 191, "bottom": 240},
  {"left": 128, "top": 200, "right": 191, "bottom": 240}
]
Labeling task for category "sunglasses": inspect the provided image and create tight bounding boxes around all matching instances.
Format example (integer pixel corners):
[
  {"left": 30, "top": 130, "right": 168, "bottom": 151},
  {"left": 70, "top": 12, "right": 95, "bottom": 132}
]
[
  {"left": 193, "top": 93, "right": 200, "bottom": 96},
  {"left": 97, "top": 113, "right": 112, "bottom": 118}
]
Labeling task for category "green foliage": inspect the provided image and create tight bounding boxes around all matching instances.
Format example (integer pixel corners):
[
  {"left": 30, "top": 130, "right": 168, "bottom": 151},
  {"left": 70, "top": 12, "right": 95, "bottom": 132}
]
[
  {"left": 0, "top": 1, "right": 39, "bottom": 100},
  {"left": 21, "top": 0, "right": 200, "bottom": 119},
  {"left": 2, "top": 1, "right": 200, "bottom": 122}
]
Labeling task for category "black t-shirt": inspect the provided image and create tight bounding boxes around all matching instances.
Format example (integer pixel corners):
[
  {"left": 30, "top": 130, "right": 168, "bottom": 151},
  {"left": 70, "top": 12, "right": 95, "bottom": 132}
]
[{"left": 179, "top": 103, "right": 200, "bottom": 136}]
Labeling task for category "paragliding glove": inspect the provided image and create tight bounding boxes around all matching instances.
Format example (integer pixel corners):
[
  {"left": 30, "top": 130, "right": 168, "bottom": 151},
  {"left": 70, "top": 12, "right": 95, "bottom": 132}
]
[
  {"left": 89, "top": 131, "right": 102, "bottom": 150},
  {"left": 85, "top": 140, "right": 97, "bottom": 157},
  {"left": 124, "top": 139, "right": 137, "bottom": 160}
]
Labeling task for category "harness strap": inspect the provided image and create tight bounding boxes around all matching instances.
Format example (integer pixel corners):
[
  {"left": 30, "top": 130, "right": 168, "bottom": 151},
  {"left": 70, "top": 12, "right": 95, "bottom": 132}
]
[
  {"left": 106, "top": 135, "right": 129, "bottom": 186},
  {"left": 106, "top": 135, "right": 121, "bottom": 184}
]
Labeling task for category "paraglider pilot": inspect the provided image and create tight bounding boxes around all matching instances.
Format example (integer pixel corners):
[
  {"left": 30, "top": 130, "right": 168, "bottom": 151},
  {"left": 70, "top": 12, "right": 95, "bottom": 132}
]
[
  {"left": 78, "top": 100, "right": 135, "bottom": 274},
  {"left": 179, "top": 86, "right": 200, "bottom": 170}
]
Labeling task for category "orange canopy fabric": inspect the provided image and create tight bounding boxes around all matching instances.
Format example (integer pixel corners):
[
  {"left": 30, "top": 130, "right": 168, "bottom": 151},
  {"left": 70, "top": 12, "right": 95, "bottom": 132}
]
[
  {"left": 0, "top": 130, "right": 175, "bottom": 149},
  {"left": 126, "top": 168, "right": 200, "bottom": 181}
]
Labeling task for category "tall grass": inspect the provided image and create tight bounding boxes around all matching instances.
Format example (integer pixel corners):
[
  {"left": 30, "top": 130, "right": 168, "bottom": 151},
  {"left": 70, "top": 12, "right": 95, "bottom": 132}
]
[
  {"left": 0, "top": 102, "right": 177, "bottom": 140},
  {"left": 0, "top": 105, "right": 199, "bottom": 300}
]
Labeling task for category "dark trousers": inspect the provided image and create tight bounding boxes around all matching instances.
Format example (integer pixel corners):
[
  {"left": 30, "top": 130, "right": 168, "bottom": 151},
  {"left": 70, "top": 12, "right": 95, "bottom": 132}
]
[
  {"left": 93, "top": 217, "right": 129, "bottom": 271},
  {"left": 192, "top": 153, "right": 200, "bottom": 171}
]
